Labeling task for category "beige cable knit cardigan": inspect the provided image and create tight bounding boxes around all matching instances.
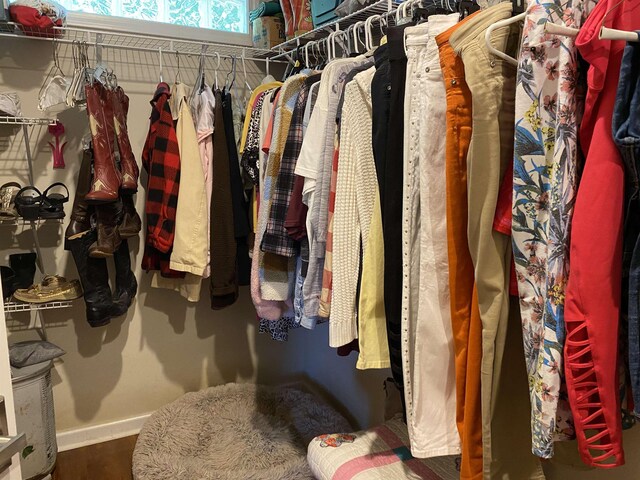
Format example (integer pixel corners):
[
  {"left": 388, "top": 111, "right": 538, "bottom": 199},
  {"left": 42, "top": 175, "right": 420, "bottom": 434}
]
[{"left": 331, "top": 67, "right": 381, "bottom": 348}]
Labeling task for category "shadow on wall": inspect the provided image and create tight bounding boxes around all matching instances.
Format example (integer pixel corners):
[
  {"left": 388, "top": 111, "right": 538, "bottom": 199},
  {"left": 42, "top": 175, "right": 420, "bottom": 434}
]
[{"left": 1, "top": 34, "right": 389, "bottom": 433}]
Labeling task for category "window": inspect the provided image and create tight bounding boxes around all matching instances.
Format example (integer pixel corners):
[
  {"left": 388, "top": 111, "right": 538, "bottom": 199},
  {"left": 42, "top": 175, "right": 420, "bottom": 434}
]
[{"left": 56, "top": 0, "right": 249, "bottom": 34}]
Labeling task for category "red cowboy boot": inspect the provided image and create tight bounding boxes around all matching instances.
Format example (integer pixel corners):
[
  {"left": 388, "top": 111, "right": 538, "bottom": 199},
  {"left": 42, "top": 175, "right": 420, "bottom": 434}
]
[
  {"left": 111, "top": 87, "right": 139, "bottom": 193},
  {"left": 85, "top": 82, "right": 121, "bottom": 203}
]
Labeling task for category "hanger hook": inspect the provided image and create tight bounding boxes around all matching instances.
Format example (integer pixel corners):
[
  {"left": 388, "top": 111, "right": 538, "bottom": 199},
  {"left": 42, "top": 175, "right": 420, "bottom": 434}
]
[
  {"left": 158, "top": 47, "right": 163, "bottom": 83},
  {"left": 175, "top": 50, "right": 180, "bottom": 82}
]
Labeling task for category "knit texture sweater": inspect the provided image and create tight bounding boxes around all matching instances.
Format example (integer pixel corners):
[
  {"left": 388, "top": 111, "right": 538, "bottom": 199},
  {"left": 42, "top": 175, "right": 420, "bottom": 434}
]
[{"left": 331, "top": 68, "right": 378, "bottom": 348}]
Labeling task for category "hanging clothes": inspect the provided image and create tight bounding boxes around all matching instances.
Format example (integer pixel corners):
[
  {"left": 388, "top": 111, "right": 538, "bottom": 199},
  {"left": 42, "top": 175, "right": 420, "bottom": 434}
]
[
  {"left": 436, "top": 12, "right": 484, "bottom": 480},
  {"left": 332, "top": 66, "right": 389, "bottom": 369},
  {"left": 614, "top": 35, "right": 640, "bottom": 421},
  {"left": 401, "top": 14, "right": 460, "bottom": 459},
  {"left": 210, "top": 89, "right": 239, "bottom": 308},
  {"left": 141, "top": 82, "right": 184, "bottom": 279},
  {"left": 511, "top": 0, "right": 596, "bottom": 457},
  {"left": 258, "top": 73, "right": 308, "bottom": 302},
  {"left": 564, "top": 0, "right": 640, "bottom": 467},
  {"left": 382, "top": 22, "right": 414, "bottom": 405},
  {"left": 222, "top": 88, "right": 252, "bottom": 287},
  {"left": 318, "top": 61, "right": 373, "bottom": 321},
  {"left": 295, "top": 56, "right": 369, "bottom": 329},
  {"left": 152, "top": 82, "right": 209, "bottom": 302},
  {"left": 450, "top": 4, "right": 545, "bottom": 478},
  {"left": 192, "top": 84, "right": 215, "bottom": 279}
]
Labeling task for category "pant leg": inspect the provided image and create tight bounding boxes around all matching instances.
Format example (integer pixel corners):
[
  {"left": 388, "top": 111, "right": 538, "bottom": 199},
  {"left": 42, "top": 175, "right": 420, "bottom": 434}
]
[
  {"left": 451, "top": 4, "right": 545, "bottom": 478},
  {"left": 402, "top": 15, "right": 461, "bottom": 459},
  {"left": 437, "top": 24, "right": 483, "bottom": 480},
  {"left": 383, "top": 23, "right": 413, "bottom": 405}
]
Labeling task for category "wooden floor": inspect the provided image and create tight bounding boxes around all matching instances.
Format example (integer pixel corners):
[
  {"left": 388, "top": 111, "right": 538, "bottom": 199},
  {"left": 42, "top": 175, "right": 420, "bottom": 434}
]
[{"left": 51, "top": 435, "right": 137, "bottom": 480}]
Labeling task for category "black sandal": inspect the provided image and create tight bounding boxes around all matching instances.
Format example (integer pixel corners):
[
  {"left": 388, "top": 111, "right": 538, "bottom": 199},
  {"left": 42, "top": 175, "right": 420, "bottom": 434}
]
[
  {"left": 14, "top": 186, "right": 43, "bottom": 221},
  {"left": 40, "top": 182, "right": 69, "bottom": 219}
]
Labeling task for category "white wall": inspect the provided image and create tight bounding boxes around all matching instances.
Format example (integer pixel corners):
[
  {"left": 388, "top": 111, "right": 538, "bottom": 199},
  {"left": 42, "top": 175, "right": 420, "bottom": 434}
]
[{"left": 0, "top": 35, "right": 388, "bottom": 436}]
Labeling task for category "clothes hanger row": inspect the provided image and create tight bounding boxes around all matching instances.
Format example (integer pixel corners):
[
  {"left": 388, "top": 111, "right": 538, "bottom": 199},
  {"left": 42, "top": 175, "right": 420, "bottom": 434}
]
[
  {"left": 156, "top": 47, "right": 251, "bottom": 93},
  {"left": 543, "top": 0, "right": 638, "bottom": 42}
]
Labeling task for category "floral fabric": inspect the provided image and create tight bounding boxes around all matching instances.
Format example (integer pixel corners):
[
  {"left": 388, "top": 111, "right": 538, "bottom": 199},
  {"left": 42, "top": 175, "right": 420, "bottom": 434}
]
[{"left": 512, "top": 0, "right": 594, "bottom": 458}]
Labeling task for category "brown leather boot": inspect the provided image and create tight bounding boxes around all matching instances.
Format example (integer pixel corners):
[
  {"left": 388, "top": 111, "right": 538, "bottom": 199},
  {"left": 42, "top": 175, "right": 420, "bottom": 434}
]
[
  {"left": 65, "top": 148, "right": 95, "bottom": 241},
  {"left": 85, "top": 82, "right": 121, "bottom": 203},
  {"left": 119, "top": 194, "right": 141, "bottom": 238},
  {"left": 112, "top": 87, "right": 139, "bottom": 193},
  {"left": 89, "top": 199, "right": 123, "bottom": 258}
]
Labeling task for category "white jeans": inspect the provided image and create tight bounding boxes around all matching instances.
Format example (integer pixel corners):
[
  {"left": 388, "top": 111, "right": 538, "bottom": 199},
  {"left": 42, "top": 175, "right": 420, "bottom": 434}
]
[{"left": 401, "top": 13, "right": 461, "bottom": 459}]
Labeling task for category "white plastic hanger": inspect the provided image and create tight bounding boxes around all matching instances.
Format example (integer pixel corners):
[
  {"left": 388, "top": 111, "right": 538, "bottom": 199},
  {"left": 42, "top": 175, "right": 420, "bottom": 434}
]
[
  {"left": 484, "top": 11, "right": 526, "bottom": 67},
  {"left": 600, "top": 27, "right": 639, "bottom": 41},
  {"left": 304, "top": 41, "right": 312, "bottom": 67},
  {"left": 241, "top": 49, "right": 252, "bottom": 92},
  {"left": 544, "top": 22, "right": 579, "bottom": 38},
  {"left": 597, "top": 0, "right": 639, "bottom": 42},
  {"left": 365, "top": 15, "right": 380, "bottom": 50}
]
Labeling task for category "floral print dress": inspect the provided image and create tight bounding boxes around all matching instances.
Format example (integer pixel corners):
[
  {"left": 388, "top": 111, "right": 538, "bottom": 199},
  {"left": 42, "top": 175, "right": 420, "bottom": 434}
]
[{"left": 512, "top": 0, "right": 595, "bottom": 459}]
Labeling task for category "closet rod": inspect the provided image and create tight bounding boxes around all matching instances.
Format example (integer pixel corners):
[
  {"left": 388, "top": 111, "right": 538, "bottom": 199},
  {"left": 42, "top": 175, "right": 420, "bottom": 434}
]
[{"left": 0, "top": 27, "right": 285, "bottom": 64}]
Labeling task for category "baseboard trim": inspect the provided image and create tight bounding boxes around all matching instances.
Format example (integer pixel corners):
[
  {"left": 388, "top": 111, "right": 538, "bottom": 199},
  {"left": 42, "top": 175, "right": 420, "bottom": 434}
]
[{"left": 56, "top": 413, "right": 152, "bottom": 452}]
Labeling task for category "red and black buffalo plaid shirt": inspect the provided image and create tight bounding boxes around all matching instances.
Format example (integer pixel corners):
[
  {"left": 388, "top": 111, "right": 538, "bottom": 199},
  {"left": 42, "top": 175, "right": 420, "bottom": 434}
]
[{"left": 141, "top": 82, "right": 184, "bottom": 277}]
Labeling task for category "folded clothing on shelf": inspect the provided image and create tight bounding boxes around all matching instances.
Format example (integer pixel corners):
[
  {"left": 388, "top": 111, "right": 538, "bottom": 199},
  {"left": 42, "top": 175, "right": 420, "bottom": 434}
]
[
  {"left": 9, "top": 0, "right": 67, "bottom": 37},
  {"left": 250, "top": 1, "right": 282, "bottom": 22}
]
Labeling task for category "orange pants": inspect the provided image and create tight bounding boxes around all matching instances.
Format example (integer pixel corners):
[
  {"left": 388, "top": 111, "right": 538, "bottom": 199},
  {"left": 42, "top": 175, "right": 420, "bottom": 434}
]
[{"left": 437, "top": 19, "right": 483, "bottom": 480}]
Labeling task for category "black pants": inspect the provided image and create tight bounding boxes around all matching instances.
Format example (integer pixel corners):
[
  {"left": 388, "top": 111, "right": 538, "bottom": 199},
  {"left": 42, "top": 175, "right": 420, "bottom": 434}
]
[
  {"left": 222, "top": 90, "right": 251, "bottom": 287},
  {"left": 371, "top": 43, "right": 390, "bottom": 205},
  {"left": 382, "top": 23, "right": 413, "bottom": 398}
]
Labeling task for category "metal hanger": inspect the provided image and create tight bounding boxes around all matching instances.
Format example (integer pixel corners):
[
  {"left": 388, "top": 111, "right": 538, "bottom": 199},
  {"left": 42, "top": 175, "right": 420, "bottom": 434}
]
[
  {"left": 158, "top": 47, "right": 164, "bottom": 83},
  {"left": 225, "top": 56, "right": 237, "bottom": 94},
  {"left": 174, "top": 50, "right": 181, "bottom": 83},
  {"left": 214, "top": 52, "right": 221, "bottom": 90}
]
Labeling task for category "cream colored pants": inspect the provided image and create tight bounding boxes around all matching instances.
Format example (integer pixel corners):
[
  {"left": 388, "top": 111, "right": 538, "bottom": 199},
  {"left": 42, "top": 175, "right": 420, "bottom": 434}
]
[
  {"left": 450, "top": 3, "right": 546, "bottom": 479},
  {"left": 401, "top": 13, "right": 461, "bottom": 459}
]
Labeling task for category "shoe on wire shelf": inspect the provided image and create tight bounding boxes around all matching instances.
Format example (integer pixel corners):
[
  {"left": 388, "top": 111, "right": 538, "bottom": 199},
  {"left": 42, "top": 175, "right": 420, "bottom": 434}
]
[{"left": 13, "top": 275, "right": 83, "bottom": 304}]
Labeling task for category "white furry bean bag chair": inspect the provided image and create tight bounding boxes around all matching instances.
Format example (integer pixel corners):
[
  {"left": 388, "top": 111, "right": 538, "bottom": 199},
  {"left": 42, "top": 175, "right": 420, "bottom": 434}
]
[{"left": 132, "top": 383, "right": 352, "bottom": 480}]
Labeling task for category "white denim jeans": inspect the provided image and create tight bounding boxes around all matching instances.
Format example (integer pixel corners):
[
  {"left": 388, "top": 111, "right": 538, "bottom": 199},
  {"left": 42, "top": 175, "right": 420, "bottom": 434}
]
[{"left": 401, "top": 13, "right": 461, "bottom": 459}]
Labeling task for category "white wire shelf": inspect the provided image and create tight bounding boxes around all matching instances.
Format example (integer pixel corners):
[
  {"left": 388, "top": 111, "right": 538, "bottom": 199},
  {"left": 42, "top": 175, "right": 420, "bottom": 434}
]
[
  {"left": 0, "top": 22, "right": 282, "bottom": 61},
  {"left": 0, "top": 116, "right": 57, "bottom": 126},
  {"left": 4, "top": 300, "right": 74, "bottom": 313},
  {"left": 0, "top": 218, "right": 64, "bottom": 227},
  {"left": 270, "top": 0, "right": 399, "bottom": 58}
]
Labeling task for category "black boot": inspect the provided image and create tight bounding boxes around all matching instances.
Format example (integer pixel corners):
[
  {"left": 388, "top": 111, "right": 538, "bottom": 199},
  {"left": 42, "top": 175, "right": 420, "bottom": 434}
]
[
  {"left": 67, "top": 230, "right": 121, "bottom": 327},
  {"left": 9, "top": 252, "right": 37, "bottom": 289},
  {"left": 112, "top": 239, "right": 137, "bottom": 312}
]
